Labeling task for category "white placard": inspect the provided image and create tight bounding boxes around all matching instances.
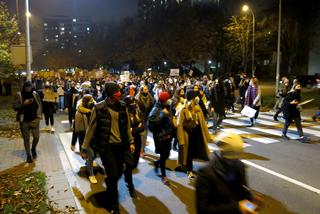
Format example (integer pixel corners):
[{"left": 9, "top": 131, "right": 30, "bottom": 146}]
[
  {"left": 170, "top": 69, "right": 180, "bottom": 76},
  {"left": 120, "top": 74, "right": 130, "bottom": 82},
  {"left": 189, "top": 70, "right": 193, "bottom": 76},
  {"left": 241, "top": 105, "right": 257, "bottom": 118}
]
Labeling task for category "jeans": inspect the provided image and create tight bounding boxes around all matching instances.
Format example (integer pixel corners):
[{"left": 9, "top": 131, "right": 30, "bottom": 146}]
[
  {"left": 20, "top": 119, "right": 40, "bottom": 157},
  {"left": 213, "top": 112, "right": 224, "bottom": 130},
  {"left": 58, "top": 95, "right": 64, "bottom": 110}
]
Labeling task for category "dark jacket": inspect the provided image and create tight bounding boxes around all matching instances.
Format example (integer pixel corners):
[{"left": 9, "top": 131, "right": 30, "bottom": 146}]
[
  {"left": 196, "top": 152, "right": 252, "bottom": 214},
  {"left": 283, "top": 91, "right": 301, "bottom": 120},
  {"left": 210, "top": 83, "right": 226, "bottom": 115},
  {"left": 82, "top": 100, "right": 134, "bottom": 154},
  {"left": 148, "top": 102, "right": 175, "bottom": 143},
  {"left": 13, "top": 91, "right": 42, "bottom": 122}
]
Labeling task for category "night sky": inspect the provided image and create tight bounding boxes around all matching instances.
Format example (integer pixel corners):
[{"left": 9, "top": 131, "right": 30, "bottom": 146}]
[{"left": 4, "top": 0, "right": 138, "bottom": 52}]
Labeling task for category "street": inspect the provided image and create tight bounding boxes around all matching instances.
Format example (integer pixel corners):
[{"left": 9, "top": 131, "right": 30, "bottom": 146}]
[{"left": 54, "top": 111, "right": 320, "bottom": 214}]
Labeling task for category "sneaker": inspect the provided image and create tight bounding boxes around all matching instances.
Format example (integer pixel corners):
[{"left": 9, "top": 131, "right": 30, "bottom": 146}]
[
  {"left": 299, "top": 136, "right": 310, "bottom": 143},
  {"left": 51, "top": 127, "right": 55, "bottom": 132},
  {"left": 188, "top": 171, "right": 196, "bottom": 180},
  {"left": 281, "top": 134, "right": 290, "bottom": 140},
  {"left": 71, "top": 145, "right": 76, "bottom": 152},
  {"left": 31, "top": 148, "right": 37, "bottom": 159},
  {"left": 161, "top": 176, "right": 170, "bottom": 185},
  {"left": 27, "top": 155, "right": 33, "bottom": 163},
  {"left": 89, "top": 175, "right": 98, "bottom": 184}
]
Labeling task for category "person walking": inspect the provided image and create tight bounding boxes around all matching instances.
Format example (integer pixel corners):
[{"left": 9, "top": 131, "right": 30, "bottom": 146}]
[
  {"left": 13, "top": 81, "right": 43, "bottom": 163},
  {"left": 273, "top": 77, "right": 290, "bottom": 121},
  {"left": 148, "top": 91, "right": 175, "bottom": 185},
  {"left": 176, "top": 89, "right": 211, "bottom": 180},
  {"left": 282, "top": 84, "right": 309, "bottom": 143},
  {"left": 196, "top": 132, "right": 258, "bottom": 214},
  {"left": 136, "top": 85, "right": 154, "bottom": 156},
  {"left": 57, "top": 84, "right": 65, "bottom": 111},
  {"left": 244, "top": 77, "right": 261, "bottom": 127},
  {"left": 41, "top": 81, "right": 58, "bottom": 132},
  {"left": 210, "top": 78, "right": 226, "bottom": 132},
  {"left": 81, "top": 82, "right": 135, "bottom": 214}
]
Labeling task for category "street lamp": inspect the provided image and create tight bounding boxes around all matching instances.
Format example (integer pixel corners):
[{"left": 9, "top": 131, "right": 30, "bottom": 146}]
[
  {"left": 275, "top": 0, "right": 282, "bottom": 95},
  {"left": 25, "top": 0, "right": 32, "bottom": 81},
  {"left": 242, "top": 4, "right": 255, "bottom": 77}
]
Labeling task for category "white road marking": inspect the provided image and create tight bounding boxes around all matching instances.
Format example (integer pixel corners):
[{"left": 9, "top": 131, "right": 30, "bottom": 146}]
[
  {"left": 243, "top": 160, "right": 320, "bottom": 195},
  {"left": 61, "top": 120, "right": 70, "bottom": 124}
]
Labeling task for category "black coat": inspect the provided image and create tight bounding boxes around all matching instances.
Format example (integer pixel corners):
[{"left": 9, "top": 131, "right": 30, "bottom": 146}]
[
  {"left": 196, "top": 152, "right": 252, "bottom": 214},
  {"left": 283, "top": 91, "right": 301, "bottom": 120}
]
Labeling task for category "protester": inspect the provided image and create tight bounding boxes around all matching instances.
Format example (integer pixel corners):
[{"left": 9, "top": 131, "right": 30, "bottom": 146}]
[
  {"left": 196, "top": 132, "right": 258, "bottom": 214},
  {"left": 176, "top": 89, "right": 211, "bottom": 180},
  {"left": 81, "top": 82, "right": 135, "bottom": 214},
  {"left": 148, "top": 91, "right": 175, "bottom": 185},
  {"left": 57, "top": 84, "right": 65, "bottom": 111},
  {"left": 74, "top": 94, "right": 97, "bottom": 184},
  {"left": 66, "top": 82, "right": 78, "bottom": 128},
  {"left": 41, "top": 81, "right": 58, "bottom": 132},
  {"left": 282, "top": 84, "right": 309, "bottom": 143},
  {"left": 210, "top": 78, "right": 226, "bottom": 132},
  {"left": 244, "top": 77, "right": 261, "bottom": 127},
  {"left": 273, "top": 77, "right": 290, "bottom": 121},
  {"left": 237, "top": 73, "right": 250, "bottom": 110},
  {"left": 13, "top": 81, "right": 43, "bottom": 163}
]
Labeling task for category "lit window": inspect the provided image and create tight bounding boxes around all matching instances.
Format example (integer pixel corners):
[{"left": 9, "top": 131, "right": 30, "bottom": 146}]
[
  {"left": 44, "top": 23, "right": 48, "bottom": 27},
  {"left": 61, "top": 46, "right": 65, "bottom": 49},
  {"left": 73, "top": 18, "right": 77, "bottom": 22},
  {"left": 87, "top": 27, "right": 90, "bottom": 31},
  {"left": 55, "top": 35, "right": 59, "bottom": 38},
  {"left": 61, "top": 27, "right": 65, "bottom": 31},
  {"left": 74, "top": 35, "right": 77, "bottom": 38},
  {"left": 60, "top": 32, "right": 65, "bottom": 35},
  {"left": 78, "top": 50, "right": 82, "bottom": 53},
  {"left": 45, "top": 38, "right": 49, "bottom": 42},
  {"left": 55, "top": 39, "right": 58, "bottom": 42}
]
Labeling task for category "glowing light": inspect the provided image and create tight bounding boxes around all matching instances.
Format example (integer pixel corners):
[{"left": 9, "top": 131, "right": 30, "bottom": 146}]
[{"left": 242, "top": 5, "right": 249, "bottom": 12}]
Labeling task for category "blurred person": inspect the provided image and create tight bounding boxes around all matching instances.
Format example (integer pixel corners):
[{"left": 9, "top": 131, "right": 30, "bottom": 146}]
[
  {"left": 282, "top": 84, "right": 309, "bottom": 143},
  {"left": 196, "top": 132, "right": 258, "bottom": 214},
  {"left": 273, "top": 77, "right": 290, "bottom": 121},
  {"left": 244, "top": 78, "right": 261, "bottom": 127},
  {"left": 225, "top": 78, "right": 236, "bottom": 113},
  {"left": 210, "top": 78, "right": 226, "bottom": 132},
  {"left": 148, "top": 91, "right": 175, "bottom": 185},
  {"left": 13, "top": 81, "right": 43, "bottom": 163},
  {"left": 66, "top": 82, "right": 78, "bottom": 128},
  {"left": 57, "top": 84, "right": 65, "bottom": 111},
  {"left": 176, "top": 90, "right": 211, "bottom": 180},
  {"left": 74, "top": 94, "right": 97, "bottom": 184},
  {"left": 136, "top": 85, "right": 154, "bottom": 156},
  {"left": 237, "top": 74, "right": 250, "bottom": 109},
  {"left": 41, "top": 81, "right": 58, "bottom": 132},
  {"left": 81, "top": 82, "right": 135, "bottom": 214}
]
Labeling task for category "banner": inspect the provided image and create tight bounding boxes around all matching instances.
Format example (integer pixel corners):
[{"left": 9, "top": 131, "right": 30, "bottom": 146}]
[
  {"left": 170, "top": 69, "right": 180, "bottom": 76},
  {"left": 120, "top": 74, "right": 130, "bottom": 83},
  {"left": 241, "top": 105, "right": 257, "bottom": 118}
]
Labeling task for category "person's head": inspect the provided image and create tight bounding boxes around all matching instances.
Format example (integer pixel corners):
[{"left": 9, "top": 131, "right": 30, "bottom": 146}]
[
  {"left": 142, "top": 85, "right": 149, "bottom": 94},
  {"left": 250, "top": 77, "right": 259, "bottom": 86},
  {"left": 158, "top": 91, "right": 171, "bottom": 106},
  {"left": 23, "top": 81, "right": 33, "bottom": 92},
  {"left": 105, "top": 81, "right": 121, "bottom": 103},
  {"left": 82, "top": 94, "right": 95, "bottom": 109},
  {"left": 124, "top": 95, "right": 137, "bottom": 113},
  {"left": 294, "top": 84, "right": 301, "bottom": 94},
  {"left": 193, "top": 85, "right": 199, "bottom": 92},
  {"left": 185, "top": 89, "right": 200, "bottom": 105},
  {"left": 214, "top": 132, "right": 245, "bottom": 159},
  {"left": 179, "top": 88, "right": 185, "bottom": 97}
]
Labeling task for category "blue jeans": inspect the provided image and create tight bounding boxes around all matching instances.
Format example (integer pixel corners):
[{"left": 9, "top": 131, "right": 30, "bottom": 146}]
[{"left": 58, "top": 95, "right": 64, "bottom": 110}]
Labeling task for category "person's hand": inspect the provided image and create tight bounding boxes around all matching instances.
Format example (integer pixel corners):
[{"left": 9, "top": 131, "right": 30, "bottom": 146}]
[
  {"left": 80, "top": 149, "right": 88, "bottom": 160},
  {"left": 24, "top": 99, "right": 33, "bottom": 105},
  {"left": 239, "top": 200, "right": 257, "bottom": 214},
  {"left": 162, "top": 108, "right": 169, "bottom": 115},
  {"left": 130, "top": 144, "right": 135, "bottom": 153},
  {"left": 210, "top": 107, "right": 214, "bottom": 112}
]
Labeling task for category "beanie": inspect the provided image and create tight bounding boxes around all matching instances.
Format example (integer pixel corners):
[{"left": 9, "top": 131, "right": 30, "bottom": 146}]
[
  {"left": 185, "top": 89, "right": 197, "bottom": 101},
  {"left": 104, "top": 82, "right": 120, "bottom": 97},
  {"left": 158, "top": 91, "right": 170, "bottom": 103}
]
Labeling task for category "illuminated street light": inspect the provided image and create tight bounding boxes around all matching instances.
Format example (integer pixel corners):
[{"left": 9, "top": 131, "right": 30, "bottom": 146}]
[
  {"left": 164, "top": 61, "right": 167, "bottom": 65},
  {"left": 25, "top": 0, "right": 32, "bottom": 80},
  {"left": 242, "top": 4, "right": 255, "bottom": 77},
  {"left": 26, "top": 11, "right": 31, "bottom": 17},
  {"left": 208, "top": 60, "right": 212, "bottom": 64}
]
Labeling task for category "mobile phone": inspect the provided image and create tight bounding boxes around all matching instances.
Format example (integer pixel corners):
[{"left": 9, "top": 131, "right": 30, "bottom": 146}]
[{"left": 244, "top": 202, "right": 257, "bottom": 210}]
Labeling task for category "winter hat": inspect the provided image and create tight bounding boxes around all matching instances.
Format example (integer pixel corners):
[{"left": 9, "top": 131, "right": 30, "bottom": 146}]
[
  {"left": 104, "top": 81, "right": 120, "bottom": 97},
  {"left": 158, "top": 91, "right": 171, "bottom": 103},
  {"left": 214, "top": 132, "right": 246, "bottom": 159},
  {"left": 185, "top": 89, "right": 197, "bottom": 101}
]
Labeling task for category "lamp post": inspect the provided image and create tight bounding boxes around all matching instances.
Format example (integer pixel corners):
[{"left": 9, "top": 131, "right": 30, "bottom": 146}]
[
  {"left": 25, "top": 0, "right": 32, "bottom": 81},
  {"left": 242, "top": 5, "right": 255, "bottom": 77},
  {"left": 275, "top": 0, "right": 282, "bottom": 95}
]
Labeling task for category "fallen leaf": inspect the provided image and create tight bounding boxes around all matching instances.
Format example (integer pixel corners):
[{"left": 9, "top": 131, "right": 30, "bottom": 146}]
[{"left": 13, "top": 191, "right": 21, "bottom": 196}]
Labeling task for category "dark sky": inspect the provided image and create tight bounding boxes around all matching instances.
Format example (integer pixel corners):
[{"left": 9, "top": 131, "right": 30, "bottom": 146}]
[{"left": 5, "top": 0, "right": 138, "bottom": 22}]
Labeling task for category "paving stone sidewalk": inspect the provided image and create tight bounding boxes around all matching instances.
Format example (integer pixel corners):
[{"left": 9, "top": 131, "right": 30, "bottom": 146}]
[{"left": 0, "top": 125, "right": 79, "bottom": 212}]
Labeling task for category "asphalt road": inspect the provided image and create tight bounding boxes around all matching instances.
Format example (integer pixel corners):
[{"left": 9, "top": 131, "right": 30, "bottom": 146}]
[{"left": 53, "top": 111, "right": 320, "bottom": 214}]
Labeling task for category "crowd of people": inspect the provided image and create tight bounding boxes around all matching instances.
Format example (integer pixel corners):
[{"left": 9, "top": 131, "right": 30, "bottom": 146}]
[{"left": 12, "top": 72, "right": 315, "bottom": 213}]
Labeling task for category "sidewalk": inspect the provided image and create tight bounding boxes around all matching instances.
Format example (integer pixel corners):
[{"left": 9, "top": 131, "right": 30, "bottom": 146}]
[{"left": 0, "top": 121, "right": 79, "bottom": 212}]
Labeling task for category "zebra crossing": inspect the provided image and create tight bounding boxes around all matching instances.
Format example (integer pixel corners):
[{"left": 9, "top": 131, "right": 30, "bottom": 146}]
[{"left": 59, "top": 112, "right": 320, "bottom": 165}]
